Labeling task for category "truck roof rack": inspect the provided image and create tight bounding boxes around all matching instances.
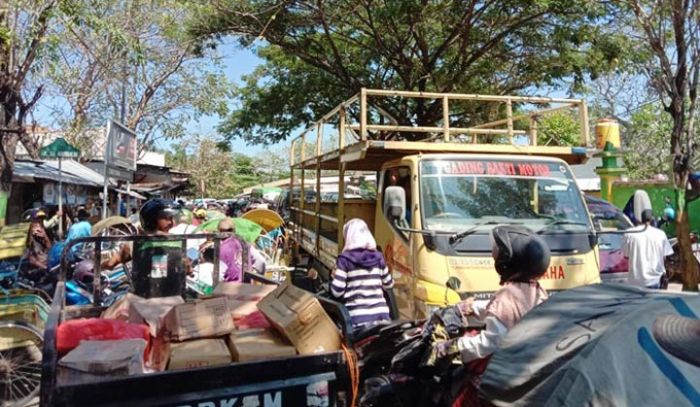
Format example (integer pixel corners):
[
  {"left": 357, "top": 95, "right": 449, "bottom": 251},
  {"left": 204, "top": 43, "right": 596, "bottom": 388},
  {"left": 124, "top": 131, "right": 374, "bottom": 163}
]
[{"left": 290, "top": 88, "right": 590, "bottom": 171}]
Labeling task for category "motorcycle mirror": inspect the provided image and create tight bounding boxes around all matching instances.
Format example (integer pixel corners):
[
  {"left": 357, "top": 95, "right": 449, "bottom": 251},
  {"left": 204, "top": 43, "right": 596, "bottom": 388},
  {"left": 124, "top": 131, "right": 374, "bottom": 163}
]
[{"left": 446, "top": 276, "right": 462, "bottom": 291}]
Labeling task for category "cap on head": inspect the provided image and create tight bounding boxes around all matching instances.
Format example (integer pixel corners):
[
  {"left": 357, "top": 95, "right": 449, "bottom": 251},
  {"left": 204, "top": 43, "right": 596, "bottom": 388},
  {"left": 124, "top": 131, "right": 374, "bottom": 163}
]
[{"left": 30, "top": 209, "right": 47, "bottom": 221}]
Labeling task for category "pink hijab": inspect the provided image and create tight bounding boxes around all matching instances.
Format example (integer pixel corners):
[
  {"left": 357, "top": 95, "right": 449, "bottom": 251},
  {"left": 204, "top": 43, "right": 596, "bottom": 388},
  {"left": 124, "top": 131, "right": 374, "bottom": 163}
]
[{"left": 343, "top": 219, "right": 376, "bottom": 251}]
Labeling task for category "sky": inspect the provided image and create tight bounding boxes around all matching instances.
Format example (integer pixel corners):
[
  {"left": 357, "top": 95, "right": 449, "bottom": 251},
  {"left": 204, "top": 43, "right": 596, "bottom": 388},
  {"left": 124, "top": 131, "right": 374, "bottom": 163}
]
[{"left": 32, "top": 40, "right": 283, "bottom": 157}]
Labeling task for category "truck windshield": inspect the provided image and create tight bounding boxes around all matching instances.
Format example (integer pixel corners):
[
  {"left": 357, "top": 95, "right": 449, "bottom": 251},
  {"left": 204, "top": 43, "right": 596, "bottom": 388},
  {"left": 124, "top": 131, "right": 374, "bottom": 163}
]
[{"left": 420, "top": 158, "right": 591, "bottom": 234}]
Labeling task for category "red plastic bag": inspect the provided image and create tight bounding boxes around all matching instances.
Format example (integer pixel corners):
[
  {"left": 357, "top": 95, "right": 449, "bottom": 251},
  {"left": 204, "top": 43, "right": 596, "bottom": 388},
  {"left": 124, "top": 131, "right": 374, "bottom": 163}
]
[
  {"left": 57, "top": 318, "right": 149, "bottom": 355},
  {"left": 236, "top": 310, "right": 271, "bottom": 330}
]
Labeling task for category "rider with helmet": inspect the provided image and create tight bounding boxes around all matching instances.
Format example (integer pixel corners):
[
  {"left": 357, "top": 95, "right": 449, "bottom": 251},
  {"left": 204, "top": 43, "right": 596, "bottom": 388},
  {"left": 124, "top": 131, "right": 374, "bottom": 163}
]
[
  {"left": 434, "top": 225, "right": 551, "bottom": 361},
  {"left": 103, "top": 199, "right": 186, "bottom": 298},
  {"left": 432, "top": 226, "right": 551, "bottom": 406}
]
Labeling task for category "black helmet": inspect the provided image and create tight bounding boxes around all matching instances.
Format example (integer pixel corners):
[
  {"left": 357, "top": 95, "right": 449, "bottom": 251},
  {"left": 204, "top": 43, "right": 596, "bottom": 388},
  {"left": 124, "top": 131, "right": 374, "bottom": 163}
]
[
  {"left": 139, "top": 199, "right": 178, "bottom": 232},
  {"left": 492, "top": 226, "right": 551, "bottom": 284}
]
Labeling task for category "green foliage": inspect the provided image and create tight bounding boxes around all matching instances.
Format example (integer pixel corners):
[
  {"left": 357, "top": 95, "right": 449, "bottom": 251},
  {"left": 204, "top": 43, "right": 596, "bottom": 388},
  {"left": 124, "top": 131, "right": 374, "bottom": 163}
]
[
  {"left": 43, "top": 0, "right": 234, "bottom": 154},
  {"left": 188, "top": 0, "right": 626, "bottom": 145},
  {"left": 165, "top": 136, "right": 290, "bottom": 198},
  {"left": 622, "top": 103, "right": 672, "bottom": 180},
  {"left": 536, "top": 111, "right": 581, "bottom": 146}
]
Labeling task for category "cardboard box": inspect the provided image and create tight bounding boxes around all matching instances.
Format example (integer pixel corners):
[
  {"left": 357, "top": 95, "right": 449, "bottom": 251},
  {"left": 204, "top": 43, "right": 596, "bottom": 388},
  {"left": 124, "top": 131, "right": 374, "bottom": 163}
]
[
  {"left": 257, "top": 284, "right": 341, "bottom": 355},
  {"left": 228, "top": 329, "right": 296, "bottom": 362},
  {"left": 164, "top": 297, "right": 234, "bottom": 341},
  {"left": 59, "top": 339, "right": 147, "bottom": 375},
  {"left": 213, "top": 282, "right": 276, "bottom": 301},
  {"left": 214, "top": 282, "right": 278, "bottom": 322},
  {"left": 167, "top": 338, "right": 231, "bottom": 371},
  {"left": 102, "top": 293, "right": 184, "bottom": 337},
  {"left": 227, "top": 299, "right": 260, "bottom": 320}
]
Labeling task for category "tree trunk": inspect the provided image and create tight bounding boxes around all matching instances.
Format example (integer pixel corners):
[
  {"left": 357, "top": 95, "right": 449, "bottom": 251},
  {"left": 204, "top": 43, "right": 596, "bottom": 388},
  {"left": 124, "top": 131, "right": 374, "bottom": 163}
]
[
  {"left": 0, "top": 131, "right": 19, "bottom": 227},
  {"left": 675, "top": 190, "right": 699, "bottom": 291}
]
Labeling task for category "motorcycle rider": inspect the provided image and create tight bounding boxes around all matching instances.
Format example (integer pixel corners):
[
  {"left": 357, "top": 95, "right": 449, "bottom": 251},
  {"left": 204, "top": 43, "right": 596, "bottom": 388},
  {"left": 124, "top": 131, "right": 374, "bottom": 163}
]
[
  {"left": 433, "top": 226, "right": 550, "bottom": 404},
  {"left": 102, "top": 199, "right": 188, "bottom": 297}
]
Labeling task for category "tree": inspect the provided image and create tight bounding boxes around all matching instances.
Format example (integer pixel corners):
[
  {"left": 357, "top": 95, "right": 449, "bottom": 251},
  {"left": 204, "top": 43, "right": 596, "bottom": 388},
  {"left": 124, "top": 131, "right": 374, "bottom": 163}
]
[
  {"left": 0, "top": 0, "right": 60, "bottom": 226},
  {"left": 536, "top": 111, "right": 582, "bottom": 147},
  {"left": 622, "top": 102, "right": 672, "bottom": 180},
  {"left": 165, "top": 136, "right": 264, "bottom": 198},
  {"left": 625, "top": 0, "right": 700, "bottom": 290},
  {"left": 44, "top": 0, "right": 232, "bottom": 154},
  {"left": 187, "top": 0, "right": 626, "bottom": 145}
]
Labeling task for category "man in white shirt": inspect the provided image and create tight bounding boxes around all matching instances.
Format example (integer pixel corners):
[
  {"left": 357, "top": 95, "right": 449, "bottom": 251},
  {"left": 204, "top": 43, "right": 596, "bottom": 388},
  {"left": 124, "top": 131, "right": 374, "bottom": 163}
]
[{"left": 622, "top": 209, "right": 673, "bottom": 289}]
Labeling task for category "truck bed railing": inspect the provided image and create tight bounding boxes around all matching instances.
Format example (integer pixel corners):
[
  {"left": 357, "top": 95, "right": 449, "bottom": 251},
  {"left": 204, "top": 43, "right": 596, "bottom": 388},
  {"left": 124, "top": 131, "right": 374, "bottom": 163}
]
[{"left": 289, "top": 87, "right": 590, "bottom": 168}]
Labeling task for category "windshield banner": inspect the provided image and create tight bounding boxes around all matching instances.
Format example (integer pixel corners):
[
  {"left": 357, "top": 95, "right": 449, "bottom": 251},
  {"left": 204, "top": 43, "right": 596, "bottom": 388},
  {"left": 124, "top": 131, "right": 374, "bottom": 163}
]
[{"left": 424, "top": 160, "right": 558, "bottom": 177}]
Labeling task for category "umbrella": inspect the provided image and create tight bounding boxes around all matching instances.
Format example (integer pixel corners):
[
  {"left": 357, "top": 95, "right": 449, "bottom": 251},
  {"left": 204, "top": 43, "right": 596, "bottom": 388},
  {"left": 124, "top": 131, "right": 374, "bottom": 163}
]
[
  {"left": 480, "top": 284, "right": 700, "bottom": 406},
  {"left": 39, "top": 138, "right": 80, "bottom": 238},
  {"left": 193, "top": 217, "right": 263, "bottom": 244},
  {"left": 206, "top": 210, "right": 226, "bottom": 220},
  {"left": 242, "top": 208, "right": 284, "bottom": 232},
  {"left": 91, "top": 216, "right": 133, "bottom": 236}
]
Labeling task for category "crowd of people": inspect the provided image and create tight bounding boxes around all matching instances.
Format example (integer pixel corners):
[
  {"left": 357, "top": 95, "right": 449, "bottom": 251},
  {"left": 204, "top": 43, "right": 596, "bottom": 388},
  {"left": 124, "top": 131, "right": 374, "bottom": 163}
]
[
  {"left": 21, "top": 197, "right": 279, "bottom": 300},
  {"left": 18, "top": 190, "right": 689, "bottom": 393}
]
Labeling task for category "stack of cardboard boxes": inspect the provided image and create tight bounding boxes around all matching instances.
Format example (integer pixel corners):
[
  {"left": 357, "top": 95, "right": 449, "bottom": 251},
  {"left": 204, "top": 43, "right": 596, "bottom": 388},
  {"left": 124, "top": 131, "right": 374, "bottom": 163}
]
[{"left": 58, "top": 281, "right": 343, "bottom": 375}]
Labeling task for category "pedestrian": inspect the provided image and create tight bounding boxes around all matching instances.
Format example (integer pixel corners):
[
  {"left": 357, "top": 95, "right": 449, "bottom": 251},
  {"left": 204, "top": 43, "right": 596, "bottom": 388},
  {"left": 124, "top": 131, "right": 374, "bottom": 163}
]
[
  {"left": 622, "top": 209, "right": 673, "bottom": 289},
  {"left": 432, "top": 226, "right": 550, "bottom": 406},
  {"left": 26, "top": 209, "right": 52, "bottom": 271},
  {"left": 66, "top": 208, "right": 92, "bottom": 255},
  {"left": 218, "top": 218, "right": 253, "bottom": 282},
  {"left": 330, "top": 218, "right": 394, "bottom": 331}
]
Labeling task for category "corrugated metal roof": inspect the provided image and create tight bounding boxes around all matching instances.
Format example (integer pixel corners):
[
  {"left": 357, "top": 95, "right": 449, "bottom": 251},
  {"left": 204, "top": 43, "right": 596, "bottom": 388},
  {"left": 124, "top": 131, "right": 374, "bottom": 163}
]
[
  {"left": 13, "top": 160, "right": 99, "bottom": 187},
  {"left": 44, "top": 159, "right": 114, "bottom": 187}
]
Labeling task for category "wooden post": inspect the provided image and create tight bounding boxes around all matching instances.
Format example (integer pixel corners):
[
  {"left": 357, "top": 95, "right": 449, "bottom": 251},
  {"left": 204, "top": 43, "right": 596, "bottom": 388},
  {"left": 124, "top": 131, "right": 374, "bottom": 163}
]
[
  {"left": 530, "top": 118, "right": 538, "bottom": 146},
  {"left": 442, "top": 96, "right": 450, "bottom": 141},
  {"left": 289, "top": 138, "right": 296, "bottom": 166},
  {"left": 315, "top": 164, "right": 322, "bottom": 257},
  {"left": 339, "top": 106, "right": 346, "bottom": 150},
  {"left": 360, "top": 88, "right": 368, "bottom": 141},
  {"left": 579, "top": 100, "right": 590, "bottom": 146},
  {"left": 316, "top": 121, "right": 323, "bottom": 157},
  {"left": 506, "top": 99, "right": 514, "bottom": 143},
  {"left": 337, "top": 163, "right": 346, "bottom": 252}
]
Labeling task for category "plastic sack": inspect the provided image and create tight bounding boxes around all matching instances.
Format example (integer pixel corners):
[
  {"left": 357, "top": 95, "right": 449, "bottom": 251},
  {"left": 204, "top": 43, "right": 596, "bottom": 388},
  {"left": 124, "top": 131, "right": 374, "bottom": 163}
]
[{"left": 56, "top": 318, "right": 149, "bottom": 355}]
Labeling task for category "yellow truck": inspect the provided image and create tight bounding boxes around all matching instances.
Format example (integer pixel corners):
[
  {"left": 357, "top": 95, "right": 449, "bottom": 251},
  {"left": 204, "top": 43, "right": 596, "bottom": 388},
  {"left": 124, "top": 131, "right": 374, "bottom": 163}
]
[{"left": 287, "top": 88, "right": 601, "bottom": 320}]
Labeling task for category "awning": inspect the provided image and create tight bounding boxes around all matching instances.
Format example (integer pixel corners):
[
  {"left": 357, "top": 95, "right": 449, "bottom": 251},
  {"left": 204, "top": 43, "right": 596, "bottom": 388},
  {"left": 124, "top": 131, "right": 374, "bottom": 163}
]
[
  {"left": 13, "top": 160, "right": 99, "bottom": 187},
  {"left": 116, "top": 188, "right": 147, "bottom": 200},
  {"left": 44, "top": 159, "right": 115, "bottom": 187}
]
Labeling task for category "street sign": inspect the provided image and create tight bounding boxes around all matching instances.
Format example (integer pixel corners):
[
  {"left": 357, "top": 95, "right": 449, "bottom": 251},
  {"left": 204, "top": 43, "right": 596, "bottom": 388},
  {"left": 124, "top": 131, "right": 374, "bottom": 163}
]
[{"left": 105, "top": 120, "right": 137, "bottom": 171}]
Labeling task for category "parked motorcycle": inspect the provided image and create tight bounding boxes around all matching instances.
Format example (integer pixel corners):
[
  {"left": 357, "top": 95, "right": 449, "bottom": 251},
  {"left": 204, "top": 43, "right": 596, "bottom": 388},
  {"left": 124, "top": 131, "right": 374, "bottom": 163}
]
[{"left": 664, "top": 232, "right": 700, "bottom": 284}]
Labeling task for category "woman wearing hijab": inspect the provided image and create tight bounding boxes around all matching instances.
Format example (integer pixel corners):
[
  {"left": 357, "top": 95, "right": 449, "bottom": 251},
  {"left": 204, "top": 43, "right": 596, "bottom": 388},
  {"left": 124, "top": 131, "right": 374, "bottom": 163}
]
[
  {"left": 436, "top": 226, "right": 550, "bottom": 360},
  {"left": 434, "top": 226, "right": 551, "bottom": 406},
  {"left": 331, "top": 218, "right": 394, "bottom": 331}
]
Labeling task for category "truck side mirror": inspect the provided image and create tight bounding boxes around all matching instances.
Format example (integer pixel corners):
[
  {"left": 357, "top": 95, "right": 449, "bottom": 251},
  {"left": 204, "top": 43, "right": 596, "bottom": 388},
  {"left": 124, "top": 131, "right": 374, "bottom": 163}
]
[{"left": 384, "top": 186, "right": 407, "bottom": 224}]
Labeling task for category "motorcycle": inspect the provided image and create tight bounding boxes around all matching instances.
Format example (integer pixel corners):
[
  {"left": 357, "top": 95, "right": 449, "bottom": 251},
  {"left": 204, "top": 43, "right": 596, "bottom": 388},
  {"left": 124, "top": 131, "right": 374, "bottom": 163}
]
[{"left": 664, "top": 232, "right": 700, "bottom": 284}]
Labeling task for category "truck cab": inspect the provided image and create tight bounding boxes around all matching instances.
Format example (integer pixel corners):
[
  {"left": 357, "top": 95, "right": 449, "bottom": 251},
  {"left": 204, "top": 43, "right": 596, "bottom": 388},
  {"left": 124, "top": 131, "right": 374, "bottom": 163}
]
[
  {"left": 376, "top": 154, "right": 599, "bottom": 319},
  {"left": 287, "top": 88, "right": 601, "bottom": 320}
]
